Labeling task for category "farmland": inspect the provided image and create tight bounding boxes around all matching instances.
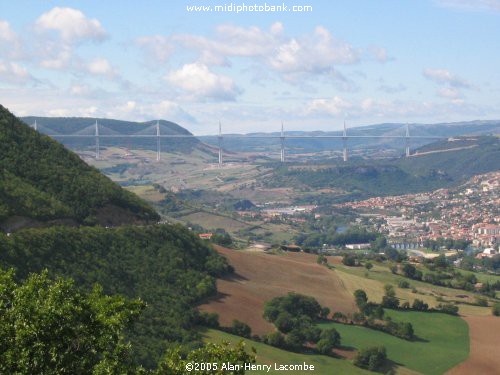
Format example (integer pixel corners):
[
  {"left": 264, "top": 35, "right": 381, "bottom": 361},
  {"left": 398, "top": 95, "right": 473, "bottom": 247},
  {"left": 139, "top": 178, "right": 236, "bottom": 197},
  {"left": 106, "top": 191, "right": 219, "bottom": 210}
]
[
  {"left": 318, "top": 310, "right": 469, "bottom": 375},
  {"left": 203, "top": 329, "right": 371, "bottom": 375}
]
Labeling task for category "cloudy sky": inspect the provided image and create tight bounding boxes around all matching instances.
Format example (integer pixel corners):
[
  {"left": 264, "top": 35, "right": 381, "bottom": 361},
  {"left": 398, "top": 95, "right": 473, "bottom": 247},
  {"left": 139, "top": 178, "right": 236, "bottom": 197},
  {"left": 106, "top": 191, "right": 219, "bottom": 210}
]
[{"left": 0, "top": 0, "right": 499, "bottom": 134}]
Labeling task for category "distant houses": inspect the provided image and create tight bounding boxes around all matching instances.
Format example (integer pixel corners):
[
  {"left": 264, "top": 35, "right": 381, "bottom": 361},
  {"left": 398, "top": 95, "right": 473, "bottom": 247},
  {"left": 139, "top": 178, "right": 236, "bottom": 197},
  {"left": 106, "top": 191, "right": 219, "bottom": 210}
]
[{"left": 198, "top": 233, "right": 213, "bottom": 240}]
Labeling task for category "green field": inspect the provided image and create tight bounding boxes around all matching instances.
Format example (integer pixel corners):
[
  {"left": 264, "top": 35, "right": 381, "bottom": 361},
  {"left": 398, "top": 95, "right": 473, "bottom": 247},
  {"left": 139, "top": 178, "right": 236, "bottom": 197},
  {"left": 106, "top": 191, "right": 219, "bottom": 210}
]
[
  {"left": 204, "top": 329, "right": 371, "bottom": 375},
  {"left": 333, "top": 262, "right": 494, "bottom": 316},
  {"left": 319, "top": 310, "right": 469, "bottom": 375}
]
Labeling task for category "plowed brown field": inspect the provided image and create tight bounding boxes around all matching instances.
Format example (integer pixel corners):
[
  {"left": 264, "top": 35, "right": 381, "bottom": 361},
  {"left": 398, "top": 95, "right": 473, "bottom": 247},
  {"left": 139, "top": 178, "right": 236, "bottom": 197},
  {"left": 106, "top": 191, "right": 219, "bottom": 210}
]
[
  {"left": 200, "top": 246, "right": 357, "bottom": 335},
  {"left": 447, "top": 315, "right": 500, "bottom": 375}
]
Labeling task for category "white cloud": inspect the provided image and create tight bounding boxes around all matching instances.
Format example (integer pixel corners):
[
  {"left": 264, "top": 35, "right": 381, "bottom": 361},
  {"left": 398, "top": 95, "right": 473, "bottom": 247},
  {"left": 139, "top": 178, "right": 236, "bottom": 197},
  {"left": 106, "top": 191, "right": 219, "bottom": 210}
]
[
  {"left": 136, "top": 35, "right": 174, "bottom": 64},
  {"left": 140, "top": 23, "right": 377, "bottom": 86},
  {"left": 0, "top": 61, "right": 32, "bottom": 84},
  {"left": 86, "top": 57, "right": 116, "bottom": 77},
  {"left": 173, "top": 23, "right": 281, "bottom": 66},
  {"left": 437, "top": 87, "right": 461, "bottom": 99},
  {"left": 436, "top": 0, "right": 500, "bottom": 11},
  {"left": 368, "top": 46, "right": 389, "bottom": 62},
  {"left": 423, "top": 68, "right": 471, "bottom": 88},
  {"left": 269, "top": 26, "right": 359, "bottom": 74},
  {"left": 0, "top": 20, "right": 17, "bottom": 43},
  {"left": 0, "top": 20, "right": 22, "bottom": 59},
  {"left": 35, "top": 7, "right": 106, "bottom": 43},
  {"left": 165, "top": 62, "right": 241, "bottom": 101},
  {"left": 303, "top": 95, "right": 486, "bottom": 121},
  {"left": 39, "top": 46, "right": 72, "bottom": 69},
  {"left": 305, "top": 96, "right": 353, "bottom": 116}
]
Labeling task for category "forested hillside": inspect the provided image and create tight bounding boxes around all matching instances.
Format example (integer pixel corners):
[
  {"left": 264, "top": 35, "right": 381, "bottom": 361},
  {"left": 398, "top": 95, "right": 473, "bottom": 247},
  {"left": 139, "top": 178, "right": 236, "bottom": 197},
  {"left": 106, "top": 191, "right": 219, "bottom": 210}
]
[
  {"left": 268, "top": 136, "right": 499, "bottom": 201},
  {"left": 0, "top": 224, "right": 232, "bottom": 367},
  {"left": 0, "top": 105, "right": 159, "bottom": 229},
  {"left": 21, "top": 116, "right": 203, "bottom": 153}
]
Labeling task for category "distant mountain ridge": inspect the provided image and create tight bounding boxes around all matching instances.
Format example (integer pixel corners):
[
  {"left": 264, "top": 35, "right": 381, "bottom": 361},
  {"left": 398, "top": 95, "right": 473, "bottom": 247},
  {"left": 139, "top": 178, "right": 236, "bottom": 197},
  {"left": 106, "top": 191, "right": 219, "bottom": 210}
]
[
  {"left": 1, "top": 105, "right": 159, "bottom": 230},
  {"left": 268, "top": 135, "right": 500, "bottom": 201},
  {"left": 200, "top": 120, "right": 500, "bottom": 152},
  {"left": 20, "top": 116, "right": 206, "bottom": 154}
]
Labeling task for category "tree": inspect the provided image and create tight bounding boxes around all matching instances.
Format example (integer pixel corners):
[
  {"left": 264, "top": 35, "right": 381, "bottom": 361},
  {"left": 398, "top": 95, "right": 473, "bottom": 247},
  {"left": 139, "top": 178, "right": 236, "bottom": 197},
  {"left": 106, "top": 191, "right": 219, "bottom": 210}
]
[
  {"left": 365, "top": 262, "right": 373, "bottom": 271},
  {"left": 434, "top": 254, "right": 448, "bottom": 269},
  {"left": 0, "top": 269, "right": 145, "bottom": 374},
  {"left": 396, "top": 322, "right": 414, "bottom": 340},
  {"left": 156, "top": 341, "right": 256, "bottom": 375},
  {"left": 381, "top": 284, "right": 399, "bottom": 309},
  {"left": 274, "top": 312, "right": 294, "bottom": 333},
  {"left": 398, "top": 280, "right": 410, "bottom": 289},
  {"left": 284, "top": 330, "right": 304, "bottom": 351},
  {"left": 264, "top": 332, "right": 285, "bottom": 348},
  {"left": 493, "top": 303, "right": 500, "bottom": 316},
  {"left": 231, "top": 320, "right": 252, "bottom": 338},
  {"left": 332, "top": 311, "right": 346, "bottom": 322},
  {"left": 319, "top": 328, "right": 341, "bottom": 347},
  {"left": 317, "top": 254, "right": 327, "bottom": 265},
  {"left": 354, "top": 346, "right": 387, "bottom": 371},
  {"left": 403, "top": 263, "right": 418, "bottom": 279},
  {"left": 354, "top": 289, "right": 368, "bottom": 311},
  {"left": 412, "top": 299, "right": 428, "bottom": 311},
  {"left": 342, "top": 254, "right": 357, "bottom": 266},
  {"left": 320, "top": 306, "right": 331, "bottom": 319},
  {"left": 437, "top": 303, "right": 459, "bottom": 315}
]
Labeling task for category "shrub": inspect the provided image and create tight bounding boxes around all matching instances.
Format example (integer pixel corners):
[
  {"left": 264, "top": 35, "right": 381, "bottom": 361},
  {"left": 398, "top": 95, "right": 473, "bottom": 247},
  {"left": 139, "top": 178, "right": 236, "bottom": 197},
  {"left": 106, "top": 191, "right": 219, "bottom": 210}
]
[
  {"left": 231, "top": 320, "right": 251, "bottom": 338},
  {"left": 354, "top": 346, "right": 387, "bottom": 371},
  {"left": 319, "top": 328, "right": 341, "bottom": 347},
  {"left": 437, "top": 303, "right": 459, "bottom": 315},
  {"left": 265, "top": 332, "right": 285, "bottom": 348},
  {"left": 342, "top": 254, "right": 357, "bottom": 266},
  {"left": 412, "top": 299, "right": 429, "bottom": 311},
  {"left": 475, "top": 296, "right": 488, "bottom": 307},
  {"left": 196, "top": 312, "right": 220, "bottom": 328},
  {"left": 492, "top": 303, "right": 500, "bottom": 316},
  {"left": 398, "top": 280, "right": 410, "bottom": 289}
]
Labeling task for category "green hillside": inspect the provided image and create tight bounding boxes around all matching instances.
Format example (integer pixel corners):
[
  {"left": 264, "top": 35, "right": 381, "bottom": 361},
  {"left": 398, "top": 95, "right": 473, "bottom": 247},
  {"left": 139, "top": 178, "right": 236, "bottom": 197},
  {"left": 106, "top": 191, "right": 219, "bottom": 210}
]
[
  {"left": 0, "top": 224, "right": 232, "bottom": 368},
  {"left": 268, "top": 136, "right": 499, "bottom": 201},
  {"left": 21, "top": 115, "right": 204, "bottom": 153},
  {"left": 0, "top": 105, "right": 159, "bottom": 229}
]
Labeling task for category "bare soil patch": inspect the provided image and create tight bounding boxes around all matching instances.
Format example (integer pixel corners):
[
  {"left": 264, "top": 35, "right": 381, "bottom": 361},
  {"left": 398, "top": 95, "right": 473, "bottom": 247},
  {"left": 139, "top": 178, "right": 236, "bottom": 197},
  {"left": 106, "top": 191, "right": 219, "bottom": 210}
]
[
  {"left": 447, "top": 315, "right": 500, "bottom": 375},
  {"left": 200, "top": 246, "right": 357, "bottom": 336}
]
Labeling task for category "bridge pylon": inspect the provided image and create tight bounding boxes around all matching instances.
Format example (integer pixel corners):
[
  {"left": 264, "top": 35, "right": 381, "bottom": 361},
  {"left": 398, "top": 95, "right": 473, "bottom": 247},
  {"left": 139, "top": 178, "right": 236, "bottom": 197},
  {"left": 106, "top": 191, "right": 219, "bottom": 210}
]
[
  {"left": 405, "top": 123, "right": 410, "bottom": 157},
  {"left": 156, "top": 120, "right": 161, "bottom": 162},
  {"left": 95, "top": 120, "right": 100, "bottom": 159},
  {"left": 280, "top": 121, "right": 285, "bottom": 163},
  {"left": 218, "top": 121, "right": 223, "bottom": 167},
  {"left": 342, "top": 119, "right": 348, "bottom": 162}
]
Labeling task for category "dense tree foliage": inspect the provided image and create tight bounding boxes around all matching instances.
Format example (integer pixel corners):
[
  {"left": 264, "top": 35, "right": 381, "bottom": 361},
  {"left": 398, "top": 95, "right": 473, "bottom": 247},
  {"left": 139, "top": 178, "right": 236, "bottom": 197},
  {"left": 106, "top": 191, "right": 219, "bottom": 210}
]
[
  {"left": 0, "top": 224, "right": 232, "bottom": 368},
  {"left": 354, "top": 346, "right": 387, "bottom": 371},
  {"left": 266, "top": 136, "right": 500, "bottom": 201},
  {"left": 295, "top": 227, "right": 378, "bottom": 249},
  {"left": 0, "top": 269, "right": 144, "bottom": 374},
  {"left": 156, "top": 342, "right": 255, "bottom": 375},
  {"left": 263, "top": 293, "right": 339, "bottom": 353},
  {"left": 493, "top": 303, "right": 500, "bottom": 316},
  {"left": 0, "top": 105, "right": 158, "bottom": 225}
]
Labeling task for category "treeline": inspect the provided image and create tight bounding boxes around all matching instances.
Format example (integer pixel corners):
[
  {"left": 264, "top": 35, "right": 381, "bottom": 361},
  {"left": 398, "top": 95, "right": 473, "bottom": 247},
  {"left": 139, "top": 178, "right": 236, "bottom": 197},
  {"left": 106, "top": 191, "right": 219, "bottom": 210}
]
[
  {"left": 0, "top": 224, "right": 232, "bottom": 368},
  {"left": 400, "top": 262, "right": 500, "bottom": 298},
  {"left": 0, "top": 105, "right": 158, "bottom": 225},
  {"left": 261, "top": 293, "right": 388, "bottom": 372},
  {"left": 295, "top": 227, "right": 378, "bottom": 249},
  {"left": 422, "top": 238, "right": 470, "bottom": 251},
  {"left": 0, "top": 268, "right": 254, "bottom": 374}
]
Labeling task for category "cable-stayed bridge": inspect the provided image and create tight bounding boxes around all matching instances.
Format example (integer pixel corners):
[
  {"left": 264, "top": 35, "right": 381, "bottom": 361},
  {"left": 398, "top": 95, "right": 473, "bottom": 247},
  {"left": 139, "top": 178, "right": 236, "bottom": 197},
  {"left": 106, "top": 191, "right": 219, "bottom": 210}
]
[{"left": 31, "top": 120, "right": 448, "bottom": 165}]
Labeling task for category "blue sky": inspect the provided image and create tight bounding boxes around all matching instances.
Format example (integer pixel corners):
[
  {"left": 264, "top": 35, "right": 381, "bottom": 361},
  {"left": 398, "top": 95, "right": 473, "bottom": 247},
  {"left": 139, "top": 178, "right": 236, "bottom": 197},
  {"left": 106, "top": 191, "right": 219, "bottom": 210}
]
[{"left": 0, "top": 0, "right": 499, "bottom": 134}]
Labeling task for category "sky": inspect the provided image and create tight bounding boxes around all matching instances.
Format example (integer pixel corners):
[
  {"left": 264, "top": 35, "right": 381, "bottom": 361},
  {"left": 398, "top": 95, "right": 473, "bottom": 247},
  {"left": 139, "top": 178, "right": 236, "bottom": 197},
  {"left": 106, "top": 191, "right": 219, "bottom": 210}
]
[{"left": 0, "top": 0, "right": 499, "bottom": 134}]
